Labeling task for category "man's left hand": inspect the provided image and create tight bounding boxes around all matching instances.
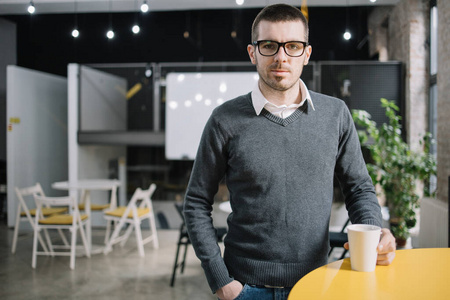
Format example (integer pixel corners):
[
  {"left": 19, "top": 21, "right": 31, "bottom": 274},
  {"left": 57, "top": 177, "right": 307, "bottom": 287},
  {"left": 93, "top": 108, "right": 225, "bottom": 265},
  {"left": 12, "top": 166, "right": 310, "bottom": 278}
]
[
  {"left": 344, "top": 228, "right": 396, "bottom": 265},
  {"left": 375, "top": 228, "right": 396, "bottom": 265}
]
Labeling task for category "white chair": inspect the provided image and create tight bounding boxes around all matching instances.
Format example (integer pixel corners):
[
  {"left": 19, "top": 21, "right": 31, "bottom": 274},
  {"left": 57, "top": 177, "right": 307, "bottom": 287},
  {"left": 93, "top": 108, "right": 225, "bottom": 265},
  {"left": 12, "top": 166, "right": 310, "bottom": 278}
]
[
  {"left": 103, "top": 184, "right": 159, "bottom": 257},
  {"left": 32, "top": 194, "right": 90, "bottom": 269},
  {"left": 11, "top": 183, "right": 68, "bottom": 254}
]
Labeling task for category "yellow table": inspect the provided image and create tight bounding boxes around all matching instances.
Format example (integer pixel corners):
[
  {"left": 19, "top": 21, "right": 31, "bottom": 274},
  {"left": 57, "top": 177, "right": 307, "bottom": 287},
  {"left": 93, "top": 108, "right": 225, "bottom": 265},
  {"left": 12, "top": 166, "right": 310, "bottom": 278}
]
[{"left": 288, "top": 248, "right": 450, "bottom": 300}]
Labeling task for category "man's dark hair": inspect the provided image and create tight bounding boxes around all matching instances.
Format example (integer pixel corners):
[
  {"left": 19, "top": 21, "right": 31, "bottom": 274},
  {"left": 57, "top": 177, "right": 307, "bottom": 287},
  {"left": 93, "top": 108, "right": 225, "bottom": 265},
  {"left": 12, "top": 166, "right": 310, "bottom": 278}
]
[{"left": 251, "top": 4, "right": 309, "bottom": 43}]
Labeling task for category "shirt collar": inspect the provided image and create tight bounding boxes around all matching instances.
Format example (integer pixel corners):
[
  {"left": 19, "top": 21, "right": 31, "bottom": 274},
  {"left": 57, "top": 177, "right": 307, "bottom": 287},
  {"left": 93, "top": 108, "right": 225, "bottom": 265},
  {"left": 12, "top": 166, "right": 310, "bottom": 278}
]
[{"left": 251, "top": 79, "right": 315, "bottom": 116}]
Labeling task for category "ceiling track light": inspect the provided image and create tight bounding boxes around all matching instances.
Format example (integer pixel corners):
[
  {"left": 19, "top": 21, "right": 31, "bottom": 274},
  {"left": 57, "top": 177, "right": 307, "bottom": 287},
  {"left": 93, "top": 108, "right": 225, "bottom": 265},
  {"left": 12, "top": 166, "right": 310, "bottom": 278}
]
[
  {"left": 141, "top": 0, "right": 149, "bottom": 13},
  {"left": 27, "top": 1, "right": 35, "bottom": 14}
]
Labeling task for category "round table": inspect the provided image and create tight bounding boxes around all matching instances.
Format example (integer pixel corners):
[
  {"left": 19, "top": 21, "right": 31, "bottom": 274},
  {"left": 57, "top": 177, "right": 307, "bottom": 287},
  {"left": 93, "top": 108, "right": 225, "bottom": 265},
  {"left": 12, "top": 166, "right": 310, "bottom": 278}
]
[{"left": 288, "top": 248, "right": 450, "bottom": 300}]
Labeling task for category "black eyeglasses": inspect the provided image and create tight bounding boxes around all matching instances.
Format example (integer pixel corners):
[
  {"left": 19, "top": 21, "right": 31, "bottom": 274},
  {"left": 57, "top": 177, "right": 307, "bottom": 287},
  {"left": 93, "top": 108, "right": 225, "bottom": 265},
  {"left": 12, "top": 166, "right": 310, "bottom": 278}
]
[{"left": 252, "top": 40, "right": 309, "bottom": 57}]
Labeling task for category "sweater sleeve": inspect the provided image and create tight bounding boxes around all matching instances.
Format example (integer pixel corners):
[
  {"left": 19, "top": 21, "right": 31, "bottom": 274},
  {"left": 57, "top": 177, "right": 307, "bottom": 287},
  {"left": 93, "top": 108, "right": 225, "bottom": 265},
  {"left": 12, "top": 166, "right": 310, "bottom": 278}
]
[
  {"left": 183, "top": 111, "right": 234, "bottom": 293},
  {"left": 334, "top": 104, "right": 382, "bottom": 227}
]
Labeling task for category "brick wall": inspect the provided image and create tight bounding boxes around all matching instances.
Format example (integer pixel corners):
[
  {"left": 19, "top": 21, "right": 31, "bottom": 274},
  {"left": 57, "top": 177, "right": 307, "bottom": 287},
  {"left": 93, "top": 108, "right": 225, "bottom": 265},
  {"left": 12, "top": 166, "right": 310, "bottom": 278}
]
[
  {"left": 437, "top": 0, "right": 450, "bottom": 203},
  {"left": 369, "top": 0, "right": 449, "bottom": 204},
  {"left": 388, "top": 0, "right": 429, "bottom": 151}
]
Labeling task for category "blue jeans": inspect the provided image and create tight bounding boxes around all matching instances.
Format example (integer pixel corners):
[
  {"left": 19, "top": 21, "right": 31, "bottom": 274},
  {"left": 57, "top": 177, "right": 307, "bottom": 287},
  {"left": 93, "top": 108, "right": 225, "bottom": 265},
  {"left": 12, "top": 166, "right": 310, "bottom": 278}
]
[{"left": 232, "top": 284, "right": 292, "bottom": 300}]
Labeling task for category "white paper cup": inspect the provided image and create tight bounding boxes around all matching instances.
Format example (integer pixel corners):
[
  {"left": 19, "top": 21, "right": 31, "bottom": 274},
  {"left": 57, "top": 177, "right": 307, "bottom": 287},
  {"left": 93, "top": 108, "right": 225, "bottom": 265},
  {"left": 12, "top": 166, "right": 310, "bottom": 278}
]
[{"left": 347, "top": 224, "right": 381, "bottom": 272}]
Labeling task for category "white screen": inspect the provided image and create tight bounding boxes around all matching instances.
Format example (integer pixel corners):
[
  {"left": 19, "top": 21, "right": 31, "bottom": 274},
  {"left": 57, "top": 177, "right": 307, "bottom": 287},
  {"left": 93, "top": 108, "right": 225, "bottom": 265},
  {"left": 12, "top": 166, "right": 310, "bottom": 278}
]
[{"left": 165, "top": 72, "right": 259, "bottom": 160}]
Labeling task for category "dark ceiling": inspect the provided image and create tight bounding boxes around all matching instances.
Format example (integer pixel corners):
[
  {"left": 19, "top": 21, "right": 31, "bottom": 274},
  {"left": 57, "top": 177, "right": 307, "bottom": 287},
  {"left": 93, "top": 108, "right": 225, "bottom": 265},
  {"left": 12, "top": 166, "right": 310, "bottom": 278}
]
[{"left": 3, "top": 6, "right": 374, "bottom": 76}]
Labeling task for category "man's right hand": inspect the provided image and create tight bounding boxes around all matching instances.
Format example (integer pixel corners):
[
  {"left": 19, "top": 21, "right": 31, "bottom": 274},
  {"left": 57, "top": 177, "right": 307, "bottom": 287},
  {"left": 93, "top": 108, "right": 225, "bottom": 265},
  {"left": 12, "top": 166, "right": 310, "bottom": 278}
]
[{"left": 216, "top": 280, "right": 244, "bottom": 300}]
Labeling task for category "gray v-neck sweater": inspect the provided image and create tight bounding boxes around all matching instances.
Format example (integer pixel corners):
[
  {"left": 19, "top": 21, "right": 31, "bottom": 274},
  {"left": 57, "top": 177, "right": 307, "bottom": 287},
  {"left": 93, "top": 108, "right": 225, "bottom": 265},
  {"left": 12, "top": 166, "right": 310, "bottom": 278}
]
[{"left": 184, "top": 91, "right": 382, "bottom": 293}]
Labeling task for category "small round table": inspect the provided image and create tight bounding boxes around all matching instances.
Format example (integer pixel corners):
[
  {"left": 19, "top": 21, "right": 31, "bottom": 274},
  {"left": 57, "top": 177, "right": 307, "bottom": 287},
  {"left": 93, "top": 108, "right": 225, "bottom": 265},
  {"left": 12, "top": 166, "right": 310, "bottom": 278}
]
[{"left": 288, "top": 248, "right": 450, "bottom": 300}]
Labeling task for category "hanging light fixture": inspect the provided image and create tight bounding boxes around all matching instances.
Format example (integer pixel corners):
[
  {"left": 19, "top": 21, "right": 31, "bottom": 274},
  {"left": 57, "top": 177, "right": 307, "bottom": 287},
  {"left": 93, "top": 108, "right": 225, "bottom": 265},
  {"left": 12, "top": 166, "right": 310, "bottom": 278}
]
[
  {"left": 27, "top": 1, "right": 35, "bottom": 14},
  {"left": 145, "top": 64, "right": 152, "bottom": 78},
  {"left": 132, "top": 25, "right": 140, "bottom": 34},
  {"left": 72, "top": 28, "right": 80, "bottom": 38},
  {"left": 106, "top": 29, "right": 115, "bottom": 39},
  {"left": 343, "top": 31, "right": 352, "bottom": 40},
  {"left": 106, "top": 0, "right": 114, "bottom": 39},
  {"left": 132, "top": 0, "right": 140, "bottom": 34},
  {"left": 140, "top": 0, "right": 149, "bottom": 13},
  {"left": 71, "top": 0, "right": 79, "bottom": 38},
  {"left": 343, "top": 0, "right": 351, "bottom": 41}
]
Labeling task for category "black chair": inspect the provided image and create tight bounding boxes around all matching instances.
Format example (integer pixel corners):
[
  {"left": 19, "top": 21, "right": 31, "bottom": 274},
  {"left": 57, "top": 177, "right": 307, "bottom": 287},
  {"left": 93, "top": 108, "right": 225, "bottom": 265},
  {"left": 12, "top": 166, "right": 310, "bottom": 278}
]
[
  {"left": 170, "top": 202, "right": 227, "bottom": 286},
  {"left": 329, "top": 218, "right": 350, "bottom": 260}
]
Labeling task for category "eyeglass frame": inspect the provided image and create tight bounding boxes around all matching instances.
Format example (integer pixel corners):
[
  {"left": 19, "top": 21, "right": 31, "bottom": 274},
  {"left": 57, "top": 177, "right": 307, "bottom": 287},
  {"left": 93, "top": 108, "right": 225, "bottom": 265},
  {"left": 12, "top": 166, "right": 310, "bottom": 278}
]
[{"left": 252, "top": 40, "right": 309, "bottom": 57}]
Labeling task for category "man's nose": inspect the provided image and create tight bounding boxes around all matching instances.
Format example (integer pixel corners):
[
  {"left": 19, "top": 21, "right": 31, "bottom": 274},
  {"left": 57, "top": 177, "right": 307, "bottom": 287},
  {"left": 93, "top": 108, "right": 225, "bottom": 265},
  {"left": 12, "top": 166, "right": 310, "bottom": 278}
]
[{"left": 274, "top": 45, "right": 288, "bottom": 62}]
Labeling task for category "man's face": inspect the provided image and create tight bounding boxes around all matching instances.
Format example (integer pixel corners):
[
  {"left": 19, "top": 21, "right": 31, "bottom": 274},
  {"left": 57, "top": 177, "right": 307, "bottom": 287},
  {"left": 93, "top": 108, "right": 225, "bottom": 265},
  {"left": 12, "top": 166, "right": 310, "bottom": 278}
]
[{"left": 247, "top": 20, "right": 312, "bottom": 93}]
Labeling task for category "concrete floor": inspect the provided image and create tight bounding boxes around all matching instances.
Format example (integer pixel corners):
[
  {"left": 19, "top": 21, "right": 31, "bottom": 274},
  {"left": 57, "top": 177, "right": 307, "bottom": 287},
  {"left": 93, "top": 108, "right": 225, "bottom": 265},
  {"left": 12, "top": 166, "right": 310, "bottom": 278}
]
[
  {"left": 0, "top": 222, "right": 216, "bottom": 300},
  {"left": 0, "top": 203, "right": 348, "bottom": 300}
]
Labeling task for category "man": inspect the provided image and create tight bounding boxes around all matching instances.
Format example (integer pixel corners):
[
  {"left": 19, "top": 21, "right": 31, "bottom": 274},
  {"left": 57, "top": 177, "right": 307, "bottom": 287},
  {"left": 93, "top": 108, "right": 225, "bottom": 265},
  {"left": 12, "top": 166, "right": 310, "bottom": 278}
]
[{"left": 184, "top": 4, "right": 396, "bottom": 300}]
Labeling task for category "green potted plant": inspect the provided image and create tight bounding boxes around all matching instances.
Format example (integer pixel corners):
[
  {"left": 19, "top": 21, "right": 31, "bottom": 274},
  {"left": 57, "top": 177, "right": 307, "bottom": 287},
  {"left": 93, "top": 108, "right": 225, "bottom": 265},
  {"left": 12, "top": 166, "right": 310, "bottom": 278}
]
[{"left": 352, "top": 98, "right": 436, "bottom": 246}]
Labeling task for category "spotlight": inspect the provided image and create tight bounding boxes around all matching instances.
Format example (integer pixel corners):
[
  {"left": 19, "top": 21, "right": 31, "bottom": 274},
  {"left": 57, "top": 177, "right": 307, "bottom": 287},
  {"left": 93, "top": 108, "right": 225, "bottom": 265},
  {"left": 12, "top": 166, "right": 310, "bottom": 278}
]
[
  {"left": 343, "top": 31, "right": 352, "bottom": 40},
  {"left": 141, "top": 1, "right": 149, "bottom": 13},
  {"left": 370, "top": 0, "right": 377, "bottom": 2},
  {"left": 72, "top": 29, "right": 80, "bottom": 38},
  {"left": 145, "top": 65, "right": 152, "bottom": 77},
  {"left": 27, "top": 1, "right": 35, "bottom": 14},
  {"left": 107, "top": 30, "right": 115, "bottom": 39},
  {"left": 132, "top": 25, "right": 140, "bottom": 34},
  {"left": 236, "top": 0, "right": 244, "bottom": 5}
]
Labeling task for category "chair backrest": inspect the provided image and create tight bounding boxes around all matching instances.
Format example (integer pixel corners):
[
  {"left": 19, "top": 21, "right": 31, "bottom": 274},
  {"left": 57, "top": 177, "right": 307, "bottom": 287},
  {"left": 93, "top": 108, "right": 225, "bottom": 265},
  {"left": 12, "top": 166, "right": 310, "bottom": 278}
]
[
  {"left": 34, "top": 194, "right": 75, "bottom": 208},
  {"left": 130, "top": 183, "right": 157, "bottom": 207},
  {"left": 16, "top": 183, "right": 45, "bottom": 200},
  {"left": 121, "top": 184, "right": 157, "bottom": 218},
  {"left": 15, "top": 183, "right": 45, "bottom": 213}
]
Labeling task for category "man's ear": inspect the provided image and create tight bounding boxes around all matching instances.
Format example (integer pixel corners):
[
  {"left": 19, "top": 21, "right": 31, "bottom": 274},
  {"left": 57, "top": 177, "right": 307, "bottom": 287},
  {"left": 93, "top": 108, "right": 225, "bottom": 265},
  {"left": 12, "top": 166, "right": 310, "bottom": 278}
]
[
  {"left": 247, "top": 44, "right": 256, "bottom": 65},
  {"left": 303, "top": 45, "right": 312, "bottom": 65}
]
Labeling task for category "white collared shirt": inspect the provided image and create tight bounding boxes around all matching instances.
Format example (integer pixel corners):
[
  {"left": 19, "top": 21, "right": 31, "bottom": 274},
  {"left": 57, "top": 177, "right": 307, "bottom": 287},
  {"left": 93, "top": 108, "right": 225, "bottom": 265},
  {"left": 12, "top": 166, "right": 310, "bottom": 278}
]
[{"left": 251, "top": 79, "right": 315, "bottom": 119}]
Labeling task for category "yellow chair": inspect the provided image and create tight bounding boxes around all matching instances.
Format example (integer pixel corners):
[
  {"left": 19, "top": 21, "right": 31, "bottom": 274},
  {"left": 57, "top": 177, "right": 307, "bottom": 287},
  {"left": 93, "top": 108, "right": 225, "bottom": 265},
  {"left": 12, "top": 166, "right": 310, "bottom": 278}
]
[
  {"left": 103, "top": 184, "right": 159, "bottom": 257},
  {"left": 11, "top": 183, "right": 68, "bottom": 254},
  {"left": 32, "top": 194, "right": 90, "bottom": 269}
]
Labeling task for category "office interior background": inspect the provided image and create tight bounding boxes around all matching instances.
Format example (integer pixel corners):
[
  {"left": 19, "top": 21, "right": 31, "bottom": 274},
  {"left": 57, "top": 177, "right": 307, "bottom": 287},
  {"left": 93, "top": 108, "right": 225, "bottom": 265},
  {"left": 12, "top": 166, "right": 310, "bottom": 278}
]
[{"left": 0, "top": 0, "right": 449, "bottom": 248}]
